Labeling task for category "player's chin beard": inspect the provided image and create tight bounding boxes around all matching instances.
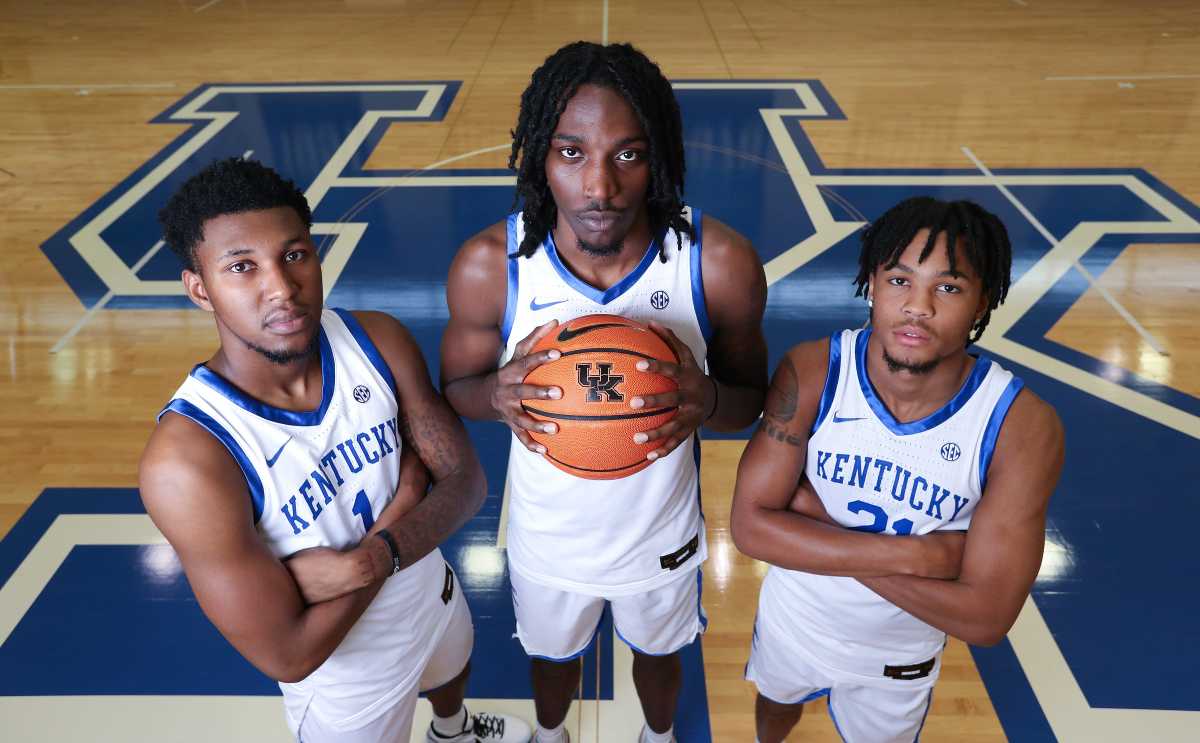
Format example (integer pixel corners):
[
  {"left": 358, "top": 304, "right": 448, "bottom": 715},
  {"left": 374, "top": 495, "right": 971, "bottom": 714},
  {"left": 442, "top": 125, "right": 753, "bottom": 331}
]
[
  {"left": 574, "top": 233, "right": 623, "bottom": 257},
  {"left": 249, "top": 330, "right": 320, "bottom": 366},
  {"left": 882, "top": 347, "right": 940, "bottom": 376}
]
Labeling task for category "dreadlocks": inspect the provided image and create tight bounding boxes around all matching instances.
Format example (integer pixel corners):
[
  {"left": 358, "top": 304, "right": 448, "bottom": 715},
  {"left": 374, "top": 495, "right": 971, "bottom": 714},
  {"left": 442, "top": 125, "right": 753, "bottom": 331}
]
[
  {"left": 508, "top": 41, "right": 692, "bottom": 261},
  {"left": 854, "top": 197, "right": 1013, "bottom": 345}
]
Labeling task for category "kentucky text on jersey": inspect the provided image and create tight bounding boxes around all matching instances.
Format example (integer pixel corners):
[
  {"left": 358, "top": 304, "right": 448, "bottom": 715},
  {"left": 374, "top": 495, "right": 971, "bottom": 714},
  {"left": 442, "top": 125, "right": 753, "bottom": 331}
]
[
  {"left": 280, "top": 416, "right": 401, "bottom": 535},
  {"left": 812, "top": 449, "right": 970, "bottom": 524}
]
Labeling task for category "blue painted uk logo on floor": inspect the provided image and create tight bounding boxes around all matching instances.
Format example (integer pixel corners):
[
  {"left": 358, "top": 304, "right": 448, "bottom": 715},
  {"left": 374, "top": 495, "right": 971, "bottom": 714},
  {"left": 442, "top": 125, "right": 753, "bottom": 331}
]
[{"left": 27, "top": 81, "right": 1200, "bottom": 742}]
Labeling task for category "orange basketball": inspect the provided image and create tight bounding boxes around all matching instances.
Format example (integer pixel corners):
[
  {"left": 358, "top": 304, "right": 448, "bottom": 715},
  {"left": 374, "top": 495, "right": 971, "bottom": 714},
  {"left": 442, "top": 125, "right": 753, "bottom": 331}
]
[{"left": 522, "top": 314, "right": 679, "bottom": 480}]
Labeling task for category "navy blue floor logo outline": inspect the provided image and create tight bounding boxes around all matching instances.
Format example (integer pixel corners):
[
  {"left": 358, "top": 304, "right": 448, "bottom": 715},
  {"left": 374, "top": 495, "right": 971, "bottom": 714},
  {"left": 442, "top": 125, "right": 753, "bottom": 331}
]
[{"left": 31, "top": 80, "right": 1200, "bottom": 741}]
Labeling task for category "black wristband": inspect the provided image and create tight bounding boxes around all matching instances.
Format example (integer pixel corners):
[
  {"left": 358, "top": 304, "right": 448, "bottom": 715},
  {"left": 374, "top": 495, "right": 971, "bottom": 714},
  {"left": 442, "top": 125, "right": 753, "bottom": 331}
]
[
  {"left": 705, "top": 376, "right": 719, "bottom": 422},
  {"left": 376, "top": 529, "right": 402, "bottom": 576}
]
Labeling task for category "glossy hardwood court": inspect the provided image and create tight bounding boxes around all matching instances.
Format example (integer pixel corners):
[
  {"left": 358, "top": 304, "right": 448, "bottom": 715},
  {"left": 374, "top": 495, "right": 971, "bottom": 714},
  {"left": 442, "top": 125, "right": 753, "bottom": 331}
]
[{"left": 2, "top": 1, "right": 1198, "bottom": 741}]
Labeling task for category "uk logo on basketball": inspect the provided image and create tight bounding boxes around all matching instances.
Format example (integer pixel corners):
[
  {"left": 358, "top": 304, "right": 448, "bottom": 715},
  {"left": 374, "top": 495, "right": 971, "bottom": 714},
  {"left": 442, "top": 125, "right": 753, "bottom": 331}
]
[{"left": 576, "top": 363, "right": 624, "bottom": 402}]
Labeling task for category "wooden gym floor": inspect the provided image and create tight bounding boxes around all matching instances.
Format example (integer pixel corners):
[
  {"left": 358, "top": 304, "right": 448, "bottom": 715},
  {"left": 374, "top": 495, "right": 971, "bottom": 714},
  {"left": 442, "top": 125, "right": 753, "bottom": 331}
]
[{"left": 2, "top": 1, "right": 1198, "bottom": 740}]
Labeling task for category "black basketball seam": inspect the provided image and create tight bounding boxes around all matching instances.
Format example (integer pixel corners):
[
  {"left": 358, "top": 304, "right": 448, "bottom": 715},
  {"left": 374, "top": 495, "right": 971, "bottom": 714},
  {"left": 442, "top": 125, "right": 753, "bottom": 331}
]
[
  {"left": 543, "top": 452, "right": 648, "bottom": 474},
  {"left": 522, "top": 404, "right": 678, "bottom": 421}
]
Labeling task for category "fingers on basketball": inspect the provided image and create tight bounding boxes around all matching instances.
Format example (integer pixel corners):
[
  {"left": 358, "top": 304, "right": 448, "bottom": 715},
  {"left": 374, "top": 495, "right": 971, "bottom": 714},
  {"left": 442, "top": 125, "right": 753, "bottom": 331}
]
[
  {"left": 520, "top": 314, "right": 679, "bottom": 479},
  {"left": 517, "top": 318, "right": 560, "bottom": 356},
  {"left": 648, "top": 322, "right": 692, "bottom": 363}
]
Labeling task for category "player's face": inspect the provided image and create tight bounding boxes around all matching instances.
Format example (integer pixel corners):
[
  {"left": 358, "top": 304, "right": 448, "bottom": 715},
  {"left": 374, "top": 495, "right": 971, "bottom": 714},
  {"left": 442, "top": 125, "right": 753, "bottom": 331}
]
[
  {"left": 184, "top": 206, "right": 323, "bottom": 365},
  {"left": 867, "top": 228, "right": 988, "bottom": 374},
  {"left": 545, "top": 83, "right": 651, "bottom": 256}
]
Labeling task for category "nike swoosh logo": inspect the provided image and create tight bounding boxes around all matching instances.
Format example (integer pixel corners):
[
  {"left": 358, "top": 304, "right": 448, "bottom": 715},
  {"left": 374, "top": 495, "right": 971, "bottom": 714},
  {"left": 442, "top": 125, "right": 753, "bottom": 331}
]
[
  {"left": 266, "top": 436, "right": 293, "bottom": 467},
  {"left": 529, "top": 297, "right": 567, "bottom": 311},
  {"left": 832, "top": 414, "right": 866, "bottom": 424},
  {"left": 556, "top": 322, "right": 626, "bottom": 343}
]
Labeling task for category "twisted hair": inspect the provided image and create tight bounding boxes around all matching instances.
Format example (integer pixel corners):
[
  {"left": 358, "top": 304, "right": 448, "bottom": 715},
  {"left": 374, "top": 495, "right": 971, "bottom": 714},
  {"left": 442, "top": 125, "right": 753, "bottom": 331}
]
[
  {"left": 508, "top": 41, "right": 692, "bottom": 261},
  {"left": 854, "top": 197, "right": 1013, "bottom": 345},
  {"left": 159, "top": 157, "right": 311, "bottom": 273}
]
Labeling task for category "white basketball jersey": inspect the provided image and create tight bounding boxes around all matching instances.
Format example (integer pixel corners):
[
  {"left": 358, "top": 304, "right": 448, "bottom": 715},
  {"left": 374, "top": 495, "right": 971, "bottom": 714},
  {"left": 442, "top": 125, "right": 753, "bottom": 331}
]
[
  {"left": 760, "top": 328, "right": 1024, "bottom": 680},
  {"left": 501, "top": 208, "right": 710, "bottom": 596},
  {"left": 159, "top": 309, "right": 457, "bottom": 731}
]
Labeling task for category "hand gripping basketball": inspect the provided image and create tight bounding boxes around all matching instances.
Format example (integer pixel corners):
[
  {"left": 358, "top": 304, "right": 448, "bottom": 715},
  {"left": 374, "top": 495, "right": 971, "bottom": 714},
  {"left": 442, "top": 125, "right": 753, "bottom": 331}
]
[
  {"left": 629, "top": 322, "right": 717, "bottom": 461},
  {"left": 490, "top": 319, "right": 563, "bottom": 454}
]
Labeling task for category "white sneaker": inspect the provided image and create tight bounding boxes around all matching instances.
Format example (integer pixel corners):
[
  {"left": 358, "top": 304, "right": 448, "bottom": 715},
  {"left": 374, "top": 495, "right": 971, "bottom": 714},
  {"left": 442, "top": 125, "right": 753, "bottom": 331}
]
[
  {"left": 638, "top": 726, "right": 676, "bottom": 743},
  {"left": 426, "top": 710, "right": 533, "bottom": 743}
]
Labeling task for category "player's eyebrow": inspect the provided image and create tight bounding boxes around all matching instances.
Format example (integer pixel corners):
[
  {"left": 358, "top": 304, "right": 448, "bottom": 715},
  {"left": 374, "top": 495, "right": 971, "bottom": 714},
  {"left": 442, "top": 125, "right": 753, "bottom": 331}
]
[
  {"left": 217, "top": 248, "right": 252, "bottom": 261},
  {"left": 891, "top": 262, "right": 969, "bottom": 279},
  {"left": 551, "top": 134, "right": 647, "bottom": 146}
]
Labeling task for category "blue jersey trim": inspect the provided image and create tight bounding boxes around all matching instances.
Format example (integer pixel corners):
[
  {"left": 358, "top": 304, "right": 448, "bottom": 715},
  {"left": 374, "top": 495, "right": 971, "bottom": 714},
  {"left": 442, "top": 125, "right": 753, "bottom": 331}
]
[
  {"left": 614, "top": 625, "right": 658, "bottom": 656},
  {"left": 913, "top": 688, "right": 934, "bottom": 742},
  {"left": 158, "top": 399, "right": 265, "bottom": 524},
  {"left": 530, "top": 619, "right": 602, "bottom": 663},
  {"left": 544, "top": 229, "right": 661, "bottom": 306},
  {"left": 614, "top": 569, "right": 705, "bottom": 655},
  {"left": 811, "top": 332, "right": 843, "bottom": 434},
  {"left": 978, "top": 377, "right": 1026, "bottom": 490},
  {"left": 855, "top": 329, "right": 993, "bottom": 436},
  {"left": 827, "top": 693, "right": 850, "bottom": 743},
  {"left": 688, "top": 209, "right": 713, "bottom": 343},
  {"left": 331, "top": 309, "right": 396, "bottom": 395},
  {"left": 800, "top": 687, "right": 831, "bottom": 704},
  {"left": 189, "top": 327, "right": 336, "bottom": 427},
  {"left": 751, "top": 686, "right": 830, "bottom": 706},
  {"left": 501, "top": 214, "right": 520, "bottom": 344}
]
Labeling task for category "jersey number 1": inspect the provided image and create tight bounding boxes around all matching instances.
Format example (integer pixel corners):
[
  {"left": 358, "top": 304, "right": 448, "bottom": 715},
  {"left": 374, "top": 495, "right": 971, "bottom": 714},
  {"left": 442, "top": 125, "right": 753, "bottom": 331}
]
[{"left": 352, "top": 489, "right": 375, "bottom": 532}]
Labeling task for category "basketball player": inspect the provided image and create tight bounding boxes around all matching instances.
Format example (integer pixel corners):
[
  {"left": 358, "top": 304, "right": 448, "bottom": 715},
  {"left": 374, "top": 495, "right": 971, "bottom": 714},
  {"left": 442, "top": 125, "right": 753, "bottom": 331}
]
[
  {"left": 440, "top": 42, "right": 769, "bottom": 743},
  {"left": 140, "top": 158, "right": 530, "bottom": 743},
  {"left": 731, "top": 197, "right": 1064, "bottom": 742}
]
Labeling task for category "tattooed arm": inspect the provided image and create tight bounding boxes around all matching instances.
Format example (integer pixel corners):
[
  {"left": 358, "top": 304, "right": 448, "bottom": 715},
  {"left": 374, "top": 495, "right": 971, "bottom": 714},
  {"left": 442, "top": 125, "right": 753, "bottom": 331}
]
[
  {"left": 347, "top": 311, "right": 487, "bottom": 578},
  {"left": 730, "top": 340, "right": 964, "bottom": 579}
]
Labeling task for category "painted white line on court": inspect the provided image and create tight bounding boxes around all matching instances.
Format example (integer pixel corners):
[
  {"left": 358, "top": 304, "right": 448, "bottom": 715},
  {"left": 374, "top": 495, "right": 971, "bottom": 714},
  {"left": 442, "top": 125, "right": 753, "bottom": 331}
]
[
  {"left": 50, "top": 240, "right": 165, "bottom": 353},
  {"left": 602, "top": 0, "right": 609, "bottom": 45},
  {"left": 193, "top": 0, "right": 224, "bottom": 12},
  {"left": 962, "top": 146, "right": 1169, "bottom": 356},
  {"left": 1045, "top": 73, "right": 1200, "bottom": 81}
]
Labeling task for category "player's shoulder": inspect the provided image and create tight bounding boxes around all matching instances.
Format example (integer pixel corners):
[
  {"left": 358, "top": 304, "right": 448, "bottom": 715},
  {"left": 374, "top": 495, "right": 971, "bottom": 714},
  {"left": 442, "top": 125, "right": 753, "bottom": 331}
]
[
  {"left": 447, "top": 220, "right": 510, "bottom": 309},
  {"left": 140, "top": 411, "right": 246, "bottom": 508},
  {"left": 344, "top": 309, "right": 415, "bottom": 349},
  {"left": 1004, "top": 384, "right": 1063, "bottom": 447},
  {"left": 453, "top": 220, "right": 510, "bottom": 274},
  {"left": 697, "top": 212, "right": 765, "bottom": 322},
  {"left": 698, "top": 213, "right": 757, "bottom": 267},
  {"left": 781, "top": 337, "right": 834, "bottom": 388},
  {"left": 340, "top": 310, "right": 427, "bottom": 381}
]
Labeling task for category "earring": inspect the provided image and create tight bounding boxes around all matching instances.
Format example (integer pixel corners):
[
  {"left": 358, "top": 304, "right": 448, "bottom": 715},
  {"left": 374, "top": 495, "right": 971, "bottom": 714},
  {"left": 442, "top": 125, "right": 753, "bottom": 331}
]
[{"left": 867, "top": 296, "right": 874, "bottom": 308}]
